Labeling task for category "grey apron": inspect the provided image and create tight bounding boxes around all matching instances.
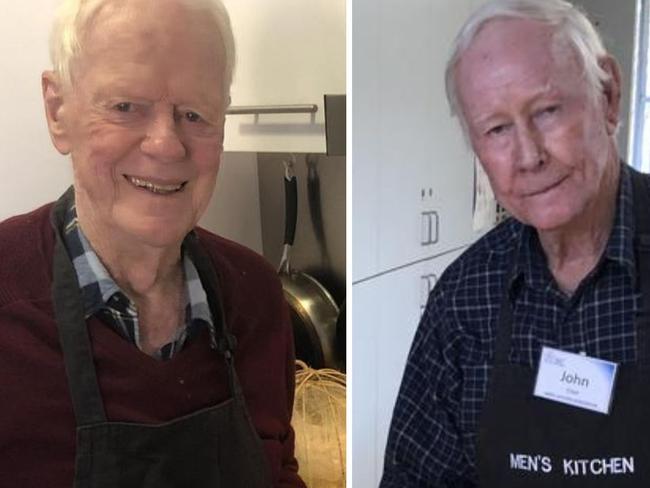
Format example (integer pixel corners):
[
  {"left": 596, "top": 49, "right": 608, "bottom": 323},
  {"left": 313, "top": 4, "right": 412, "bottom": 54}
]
[
  {"left": 50, "top": 190, "right": 271, "bottom": 488},
  {"left": 476, "top": 168, "right": 650, "bottom": 487}
]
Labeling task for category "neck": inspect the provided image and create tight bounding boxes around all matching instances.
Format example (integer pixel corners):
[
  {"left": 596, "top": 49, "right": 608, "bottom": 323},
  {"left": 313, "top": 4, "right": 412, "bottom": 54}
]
[
  {"left": 537, "top": 160, "right": 620, "bottom": 295},
  {"left": 74, "top": 200, "right": 183, "bottom": 299}
]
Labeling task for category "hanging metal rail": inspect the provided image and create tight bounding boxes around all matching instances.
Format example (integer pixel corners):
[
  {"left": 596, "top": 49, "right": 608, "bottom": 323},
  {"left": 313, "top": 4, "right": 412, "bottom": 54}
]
[{"left": 226, "top": 104, "right": 318, "bottom": 115}]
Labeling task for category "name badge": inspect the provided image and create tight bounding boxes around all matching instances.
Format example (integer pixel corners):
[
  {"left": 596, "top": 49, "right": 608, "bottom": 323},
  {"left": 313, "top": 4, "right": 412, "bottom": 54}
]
[{"left": 534, "top": 346, "right": 618, "bottom": 414}]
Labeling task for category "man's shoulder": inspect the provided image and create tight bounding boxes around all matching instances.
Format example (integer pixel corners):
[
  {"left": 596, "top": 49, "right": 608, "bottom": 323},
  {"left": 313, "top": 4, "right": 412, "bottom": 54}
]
[
  {"left": 438, "top": 217, "right": 522, "bottom": 292},
  {"left": 419, "top": 217, "right": 522, "bottom": 350},
  {"left": 193, "top": 227, "right": 281, "bottom": 291},
  {"left": 0, "top": 202, "right": 55, "bottom": 306},
  {"left": 0, "top": 201, "right": 53, "bottom": 239}
]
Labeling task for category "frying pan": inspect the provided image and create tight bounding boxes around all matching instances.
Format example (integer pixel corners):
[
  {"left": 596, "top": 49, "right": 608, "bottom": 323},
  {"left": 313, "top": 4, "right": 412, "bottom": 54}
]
[{"left": 278, "top": 160, "right": 339, "bottom": 369}]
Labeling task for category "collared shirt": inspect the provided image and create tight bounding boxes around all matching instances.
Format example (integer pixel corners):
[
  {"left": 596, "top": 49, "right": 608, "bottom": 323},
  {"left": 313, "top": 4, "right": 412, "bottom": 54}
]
[
  {"left": 381, "top": 164, "right": 641, "bottom": 487},
  {"left": 62, "top": 203, "right": 213, "bottom": 361}
]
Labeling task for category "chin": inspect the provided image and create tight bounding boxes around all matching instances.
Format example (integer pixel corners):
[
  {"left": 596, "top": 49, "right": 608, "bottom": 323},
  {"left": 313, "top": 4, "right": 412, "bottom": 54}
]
[
  {"left": 123, "top": 219, "right": 193, "bottom": 249},
  {"left": 515, "top": 204, "right": 580, "bottom": 232}
]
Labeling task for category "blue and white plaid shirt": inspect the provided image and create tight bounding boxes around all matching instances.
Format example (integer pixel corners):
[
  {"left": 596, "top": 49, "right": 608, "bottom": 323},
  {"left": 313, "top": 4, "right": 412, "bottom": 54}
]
[
  {"left": 62, "top": 203, "right": 213, "bottom": 361},
  {"left": 381, "top": 164, "right": 642, "bottom": 487}
]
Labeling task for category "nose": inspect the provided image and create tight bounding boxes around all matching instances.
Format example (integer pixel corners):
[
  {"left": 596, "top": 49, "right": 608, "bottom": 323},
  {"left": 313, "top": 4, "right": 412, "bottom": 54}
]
[
  {"left": 515, "top": 122, "right": 545, "bottom": 171},
  {"left": 140, "top": 107, "right": 187, "bottom": 163}
]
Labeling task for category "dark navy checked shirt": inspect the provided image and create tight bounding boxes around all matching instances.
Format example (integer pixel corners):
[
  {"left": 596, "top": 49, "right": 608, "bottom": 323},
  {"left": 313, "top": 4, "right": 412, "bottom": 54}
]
[
  {"left": 381, "top": 164, "right": 642, "bottom": 488},
  {"left": 62, "top": 203, "right": 213, "bottom": 361}
]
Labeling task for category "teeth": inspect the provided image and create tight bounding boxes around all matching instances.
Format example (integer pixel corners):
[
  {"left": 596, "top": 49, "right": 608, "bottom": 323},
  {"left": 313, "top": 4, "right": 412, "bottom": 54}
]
[{"left": 127, "top": 176, "right": 184, "bottom": 194}]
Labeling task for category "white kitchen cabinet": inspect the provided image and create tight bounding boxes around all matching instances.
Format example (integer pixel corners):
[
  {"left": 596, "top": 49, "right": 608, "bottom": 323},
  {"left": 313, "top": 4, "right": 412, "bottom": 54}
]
[
  {"left": 374, "top": 252, "right": 465, "bottom": 485},
  {"left": 351, "top": 278, "right": 381, "bottom": 488},
  {"left": 351, "top": 0, "right": 382, "bottom": 282},
  {"left": 222, "top": 0, "right": 345, "bottom": 153},
  {"left": 375, "top": 142, "right": 479, "bottom": 274},
  {"left": 353, "top": 0, "right": 492, "bottom": 484},
  {"left": 352, "top": 250, "right": 466, "bottom": 487},
  {"left": 352, "top": 0, "right": 482, "bottom": 282}
]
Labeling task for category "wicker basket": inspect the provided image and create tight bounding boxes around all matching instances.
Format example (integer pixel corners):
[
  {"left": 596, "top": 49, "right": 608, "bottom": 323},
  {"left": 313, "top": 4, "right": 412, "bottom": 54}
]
[{"left": 293, "top": 360, "right": 346, "bottom": 487}]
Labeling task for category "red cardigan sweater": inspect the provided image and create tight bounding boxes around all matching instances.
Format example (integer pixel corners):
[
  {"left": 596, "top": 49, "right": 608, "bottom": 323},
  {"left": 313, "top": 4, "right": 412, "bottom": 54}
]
[{"left": 0, "top": 202, "right": 304, "bottom": 487}]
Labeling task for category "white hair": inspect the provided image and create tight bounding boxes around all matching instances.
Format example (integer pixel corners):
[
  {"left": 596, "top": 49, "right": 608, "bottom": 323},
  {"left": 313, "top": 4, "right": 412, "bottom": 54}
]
[
  {"left": 49, "top": 0, "right": 236, "bottom": 99},
  {"left": 445, "top": 0, "right": 610, "bottom": 133}
]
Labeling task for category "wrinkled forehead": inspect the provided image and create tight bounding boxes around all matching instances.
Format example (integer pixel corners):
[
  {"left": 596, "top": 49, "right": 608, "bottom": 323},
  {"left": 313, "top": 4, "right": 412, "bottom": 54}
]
[
  {"left": 460, "top": 18, "right": 574, "bottom": 77},
  {"left": 85, "top": 0, "right": 222, "bottom": 58},
  {"left": 455, "top": 18, "right": 584, "bottom": 109},
  {"left": 73, "top": 0, "right": 225, "bottom": 88}
]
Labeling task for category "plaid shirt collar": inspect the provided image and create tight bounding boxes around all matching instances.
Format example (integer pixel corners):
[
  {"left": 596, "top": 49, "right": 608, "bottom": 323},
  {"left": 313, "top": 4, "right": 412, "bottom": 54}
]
[
  {"left": 61, "top": 201, "right": 213, "bottom": 357},
  {"left": 514, "top": 163, "right": 636, "bottom": 293}
]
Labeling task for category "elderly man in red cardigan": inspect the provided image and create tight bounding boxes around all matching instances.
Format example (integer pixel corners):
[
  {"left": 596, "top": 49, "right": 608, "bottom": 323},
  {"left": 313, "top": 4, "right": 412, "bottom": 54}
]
[{"left": 0, "top": 0, "right": 304, "bottom": 486}]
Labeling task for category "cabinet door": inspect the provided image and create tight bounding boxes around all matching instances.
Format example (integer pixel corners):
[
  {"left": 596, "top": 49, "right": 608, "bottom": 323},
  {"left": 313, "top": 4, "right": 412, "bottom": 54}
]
[
  {"left": 352, "top": 249, "right": 465, "bottom": 487},
  {"left": 374, "top": 252, "right": 464, "bottom": 477},
  {"left": 352, "top": 0, "right": 481, "bottom": 281},
  {"left": 352, "top": 278, "right": 382, "bottom": 488},
  {"left": 222, "top": 0, "right": 345, "bottom": 153}
]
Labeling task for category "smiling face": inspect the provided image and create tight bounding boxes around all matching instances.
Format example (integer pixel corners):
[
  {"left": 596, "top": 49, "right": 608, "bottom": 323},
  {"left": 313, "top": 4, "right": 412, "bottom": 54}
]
[
  {"left": 455, "top": 18, "right": 621, "bottom": 232},
  {"left": 43, "top": 0, "right": 227, "bottom": 249}
]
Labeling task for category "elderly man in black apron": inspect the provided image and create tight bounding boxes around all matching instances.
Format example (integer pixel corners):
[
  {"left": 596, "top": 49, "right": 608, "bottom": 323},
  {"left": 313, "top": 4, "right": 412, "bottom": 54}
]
[
  {"left": 0, "top": 0, "right": 304, "bottom": 486},
  {"left": 382, "top": 0, "right": 650, "bottom": 487}
]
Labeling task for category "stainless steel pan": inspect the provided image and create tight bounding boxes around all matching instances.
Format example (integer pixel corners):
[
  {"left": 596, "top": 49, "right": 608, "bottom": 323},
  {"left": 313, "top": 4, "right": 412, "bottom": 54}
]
[{"left": 278, "top": 160, "right": 339, "bottom": 369}]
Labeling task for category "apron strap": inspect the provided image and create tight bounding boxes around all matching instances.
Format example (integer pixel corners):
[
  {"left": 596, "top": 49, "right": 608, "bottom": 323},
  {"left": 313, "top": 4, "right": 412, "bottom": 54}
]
[
  {"left": 630, "top": 168, "right": 650, "bottom": 367},
  {"left": 493, "top": 242, "right": 520, "bottom": 364},
  {"left": 50, "top": 188, "right": 107, "bottom": 426},
  {"left": 183, "top": 232, "right": 246, "bottom": 407}
]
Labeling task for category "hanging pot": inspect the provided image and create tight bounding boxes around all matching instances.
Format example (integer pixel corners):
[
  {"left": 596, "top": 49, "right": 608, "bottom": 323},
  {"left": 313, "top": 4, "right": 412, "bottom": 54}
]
[{"left": 278, "top": 160, "right": 339, "bottom": 369}]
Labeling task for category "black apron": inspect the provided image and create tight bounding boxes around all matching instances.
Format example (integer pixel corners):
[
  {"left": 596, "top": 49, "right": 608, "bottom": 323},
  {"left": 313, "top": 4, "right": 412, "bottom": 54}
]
[
  {"left": 477, "top": 169, "right": 650, "bottom": 487},
  {"left": 49, "top": 190, "right": 271, "bottom": 488}
]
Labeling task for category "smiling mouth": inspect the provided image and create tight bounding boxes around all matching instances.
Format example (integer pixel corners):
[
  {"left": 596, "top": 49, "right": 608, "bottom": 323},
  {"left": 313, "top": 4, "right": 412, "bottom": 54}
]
[
  {"left": 124, "top": 175, "right": 188, "bottom": 195},
  {"left": 524, "top": 176, "right": 567, "bottom": 197}
]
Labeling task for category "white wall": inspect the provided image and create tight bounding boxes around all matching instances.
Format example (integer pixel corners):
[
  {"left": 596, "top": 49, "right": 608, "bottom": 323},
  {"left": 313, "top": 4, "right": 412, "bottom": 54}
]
[
  {"left": 352, "top": 0, "right": 485, "bottom": 486},
  {"left": 0, "top": 2, "right": 262, "bottom": 254},
  {"left": 0, "top": 0, "right": 70, "bottom": 220}
]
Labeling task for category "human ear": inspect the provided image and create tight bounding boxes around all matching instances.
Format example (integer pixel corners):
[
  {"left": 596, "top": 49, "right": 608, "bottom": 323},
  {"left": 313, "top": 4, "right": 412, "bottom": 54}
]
[
  {"left": 42, "top": 71, "right": 72, "bottom": 155},
  {"left": 597, "top": 55, "right": 621, "bottom": 136}
]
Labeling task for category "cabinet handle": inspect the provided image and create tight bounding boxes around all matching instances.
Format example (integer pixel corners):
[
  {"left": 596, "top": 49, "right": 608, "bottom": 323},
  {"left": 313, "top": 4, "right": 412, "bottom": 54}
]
[
  {"left": 226, "top": 104, "right": 318, "bottom": 115},
  {"left": 420, "top": 211, "right": 439, "bottom": 246},
  {"left": 420, "top": 273, "right": 438, "bottom": 313}
]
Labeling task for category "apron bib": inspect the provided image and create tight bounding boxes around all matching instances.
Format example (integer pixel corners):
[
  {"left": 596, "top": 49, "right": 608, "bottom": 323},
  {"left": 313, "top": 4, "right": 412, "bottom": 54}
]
[
  {"left": 50, "top": 189, "right": 271, "bottom": 488},
  {"left": 477, "top": 169, "right": 650, "bottom": 487}
]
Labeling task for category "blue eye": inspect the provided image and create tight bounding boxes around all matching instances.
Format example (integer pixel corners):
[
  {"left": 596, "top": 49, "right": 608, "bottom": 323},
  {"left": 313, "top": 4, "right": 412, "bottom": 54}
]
[
  {"left": 185, "top": 111, "right": 202, "bottom": 123},
  {"left": 537, "top": 105, "right": 560, "bottom": 118},
  {"left": 114, "top": 102, "right": 133, "bottom": 113},
  {"left": 487, "top": 124, "right": 509, "bottom": 137}
]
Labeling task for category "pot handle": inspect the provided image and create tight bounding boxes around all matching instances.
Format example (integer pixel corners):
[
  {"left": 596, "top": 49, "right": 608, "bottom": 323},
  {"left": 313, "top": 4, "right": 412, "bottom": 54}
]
[{"left": 279, "top": 158, "right": 297, "bottom": 274}]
